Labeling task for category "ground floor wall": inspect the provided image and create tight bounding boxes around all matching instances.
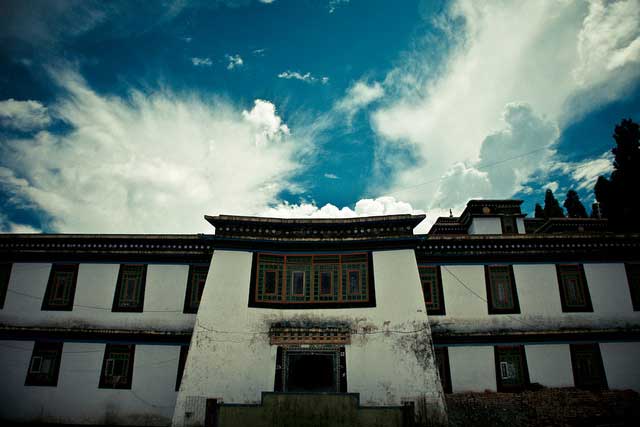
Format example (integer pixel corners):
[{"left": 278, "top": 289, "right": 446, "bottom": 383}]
[{"left": 0, "top": 340, "right": 181, "bottom": 425}]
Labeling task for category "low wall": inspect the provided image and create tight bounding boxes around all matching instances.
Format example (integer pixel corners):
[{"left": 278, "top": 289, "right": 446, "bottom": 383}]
[{"left": 446, "top": 388, "right": 640, "bottom": 426}]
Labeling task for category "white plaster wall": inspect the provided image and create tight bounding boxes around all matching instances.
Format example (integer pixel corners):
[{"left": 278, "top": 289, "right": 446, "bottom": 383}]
[
  {"left": 600, "top": 342, "right": 640, "bottom": 391},
  {"left": 0, "top": 340, "right": 181, "bottom": 425},
  {"left": 525, "top": 344, "right": 574, "bottom": 387},
  {"left": 448, "top": 346, "right": 496, "bottom": 392},
  {"left": 173, "top": 249, "right": 446, "bottom": 427},
  {"left": 433, "top": 263, "right": 640, "bottom": 335},
  {"left": 0, "top": 263, "right": 195, "bottom": 331},
  {"left": 468, "top": 218, "right": 502, "bottom": 235},
  {"left": 516, "top": 217, "right": 526, "bottom": 234}
]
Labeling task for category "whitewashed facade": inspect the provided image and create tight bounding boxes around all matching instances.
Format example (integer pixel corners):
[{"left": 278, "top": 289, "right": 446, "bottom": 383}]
[{"left": 0, "top": 199, "right": 639, "bottom": 426}]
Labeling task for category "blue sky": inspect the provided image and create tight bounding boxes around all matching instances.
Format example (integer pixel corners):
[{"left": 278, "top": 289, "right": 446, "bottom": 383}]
[{"left": 0, "top": 0, "right": 639, "bottom": 234}]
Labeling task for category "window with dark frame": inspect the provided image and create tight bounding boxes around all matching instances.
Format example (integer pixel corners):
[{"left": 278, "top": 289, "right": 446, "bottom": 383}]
[
  {"left": 175, "top": 345, "right": 189, "bottom": 391},
  {"left": 183, "top": 265, "right": 209, "bottom": 314},
  {"left": 0, "top": 263, "right": 11, "bottom": 309},
  {"left": 501, "top": 215, "right": 518, "bottom": 234},
  {"left": 42, "top": 264, "right": 79, "bottom": 311},
  {"left": 434, "top": 347, "right": 452, "bottom": 393},
  {"left": 251, "top": 252, "right": 374, "bottom": 308},
  {"left": 494, "top": 345, "right": 529, "bottom": 392},
  {"left": 112, "top": 265, "right": 147, "bottom": 312},
  {"left": 556, "top": 264, "right": 593, "bottom": 312},
  {"left": 625, "top": 263, "right": 640, "bottom": 311},
  {"left": 485, "top": 265, "right": 520, "bottom": 314},
  {"left": 25, "top": 341, "right": 63, "bottom": 387},
  {"left": 570, "top": 343, "right": 607, "bottom": 390},
  {"left": 99, "top": 344, "right": 135, "bottom": 389},
  {"left": 419, "top": 266, "right": 446, "bottom": 315}
]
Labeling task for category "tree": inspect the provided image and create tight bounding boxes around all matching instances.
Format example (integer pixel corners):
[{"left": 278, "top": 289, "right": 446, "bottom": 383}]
[
  {"left": 534, "top": 203, "right": 544, "bottom": 219},
  {"left": 563, "top": 189, "right": 588, "bottom": 218},
  {"left": 594, "top": 118, "right": 640, "bottom": 231},
  {"left": 543, "top": 189, "right": 565, "bottom": 218}
]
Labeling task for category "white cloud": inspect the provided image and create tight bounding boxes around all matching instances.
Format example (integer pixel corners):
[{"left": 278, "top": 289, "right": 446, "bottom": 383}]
[
  {"left": 0, "top": 99, "right": 51, "bottom": 131},
  {"left": 226, "top": 54, "right": 243, "bottom": 70},
  {"left": 551, "top": 151, "right": 613, "bottom": 192},
  {"left": 370, "top": 0, "right": 640, "bottom": 211},
  {"left": 324, "top": 173, "right": 339, "bottom": 179},
  {"left": 543, "top": 181, "right": 560, "bottom": 193},
  {"left": 191, "top": 57, "right": 212, "bottom": 66},
  {"left": 258, "top": 0, "right": 275, "bottom": 3},
  {"left": 335, "top": 80, "right": 384, "bottom": 123},
  {"left": 242, "top": 99, "right": 290, "bottom": 146},
  {"left": 277, "top": 70, "right": 328, "bottom": 84},
  {"left": 328, "top": 0, "right": 350, "bottom": 14},
  {"left": 0, "top": 69, "right": 305, "bottom": 233}
]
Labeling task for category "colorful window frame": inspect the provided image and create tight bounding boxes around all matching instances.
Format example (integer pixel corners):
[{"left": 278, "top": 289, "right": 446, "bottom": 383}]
[
  {"left": 625, "top": 263, "right": 640, "bottom": 311},
  {"left": 99, "top": 344, "right": 135, "bottom": 389},
  {"left": 485, "top": 265, "right": 520, "bottom": 314},
  {"left": 570, "top": 343, "right": 607, "bottom": 390},
  {"left": 112, "top": 264, "right": 147, "bottom": 312},
  {"left": 434, "top": 346, "right": 452, "bottom": 393},
  {"left": 42, "top": 264, "right": 79, "bottom": 311},
  {"left": 418, "top": 266, "right": 446, "bottom": 315},
  {"left": 250, "top": 252, "right": 375, "bottom": 308},
  {"left": 25, "top": 341, "right": 63, "bottom": 387},
  {"left": 556, "top": 264, "right": 593, "bottom": 312},
  {"left": 0, "top": 263, "right": 11, "bottom": 309},
  {"left": 183, "top": 265, "right": 209, "bottom": 314},
  {"left": 494, "top": 345, "right": 529, "bottom": 392}
]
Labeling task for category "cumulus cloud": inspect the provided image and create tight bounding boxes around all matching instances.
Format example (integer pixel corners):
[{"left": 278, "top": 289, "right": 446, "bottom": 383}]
[
  {"left": 371, "top": 0, "right": 640, "bottom": 211},
  {"left": 277, "top": 71, "right": 329, "bottom": 84},
  {"left": 191, "top": 57, "right": 212, "bottom": 66},
  {"left": 0, "top": 99, "right": 51, "bottom": 131},
  {"left": 226, "top": 54, "right": 243, "bottom": 70},
  {"left": 0, "top": 69, "right": 304, "bottom": 233},
  {"left": 335, "top": 80, "right": 384, "bottom": 123}
]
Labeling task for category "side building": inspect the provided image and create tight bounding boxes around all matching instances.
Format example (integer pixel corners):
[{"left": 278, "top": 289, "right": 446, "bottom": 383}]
[{"left": 0, "top": 199, "right": 639, "bottom": 426}]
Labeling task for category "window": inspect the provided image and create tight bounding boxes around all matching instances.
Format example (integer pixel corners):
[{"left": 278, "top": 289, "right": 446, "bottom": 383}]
[
  {"left": 419, "top": 266, "right": 446, "bottom": 315},
  {"left": 250, "top": 253, "right": 374, "bottom": 308},
  {"left": 434, "top": 347, "right": 452, "bottom": 393},
  {"left": 485, "top": 265, "right": 520, "bottom": 314},
  {"left": 501, "top": 216, "right": 518, "bottom": 234},
  {"left": 183, "top": 265, "right": 209, "bottom": 314},
  {"left": 112, "top": 265, "right": 147, "bottom": 312},
  {"left": 42, "top": 264, "right": 79, "bottom": 311},
  {"left": 175, "top": 345, "right": 189, "bottom": 391},
  {"left": 570, "top": 343, "right": 607, "bottom": 390},
  {"left": 556, "top": 264, "right": 593, "bottom": 312},
  {"left": 494, "top": 345, "right": 529, "bottom": 392},
  {"left": 99, "top": 344, "right": 135, "bottom": 389},
  {"left": 25, "top": 341, "right": 63, "bottom": 387},
  {"left": 0, "top": 263, "right": 11, "bottom": 309},
  {"left": 625, "top": 263, "right": 640, "bottom": 311}
]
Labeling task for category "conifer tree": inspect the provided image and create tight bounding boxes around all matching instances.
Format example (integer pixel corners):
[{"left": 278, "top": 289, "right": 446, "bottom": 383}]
[
  {"left": 534, "top": 203, "right": 544, "bottom": 219},
  {"left": 563, "top": 189, "right": 588, "bottom": 218},
  {"left": 594, "top": 118, "right": 640, "bottom": 230},
  {"left": 543, "top": 189, "right": 565, "bottom": 218}
]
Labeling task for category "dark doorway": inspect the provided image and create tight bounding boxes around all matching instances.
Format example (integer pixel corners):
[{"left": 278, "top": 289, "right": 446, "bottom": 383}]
[{"left": 287, "top": 353, "right": 336, "bottom": 392}]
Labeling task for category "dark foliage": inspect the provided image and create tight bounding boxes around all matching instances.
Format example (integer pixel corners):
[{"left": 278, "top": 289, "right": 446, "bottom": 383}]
[
  {"left": 543, "top": 189, "right": 565, "bottom": 218},
  {"left": 563, "top": 189, "right": 588, "bottom": 218},
  {"left": 534, "top": 203, "right": 544, "bottom": 219}
]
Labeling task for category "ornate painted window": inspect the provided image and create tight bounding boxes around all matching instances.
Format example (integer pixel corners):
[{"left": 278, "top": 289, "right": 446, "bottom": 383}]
[
  {"left": 112, "top": 264, "right": 147, "bottom": 312},
  {"left": 183, "top": 265, "right": 209, "bottom": 313},
  {"left": 556, "top": 264, "right": 593, "bottom": 312},
  {"left": 99, "top": 344, "right": 135, "bottom": 389},
  {"left": 494, "top": 345, "right": 529, "bottom": 392},
  {"left": 0, "top": 263, "right": 11, "bottom": 309},
  {"left": 25, "top": 341, "right": 63, "bottom": 387},
  {"left": 42, "top": 264, "right": 79, "bottom": 311},
  {"left": 570, "top": 343, "right": 607, "bottom": 390},
  {"left": 419, "top": 266, "right": 445, "bottom": 315},
  {"left": 250, "top": 253, "right": 374, "bottom": 308},
  {"left": 625, "top": 263, "right": 640, "bottom": 311},
  {"left": 485, "top": 265, "right": 520, "bottom": 314},
  {"left": 434, "top": 346, "right": 452, "bottom": 393}
]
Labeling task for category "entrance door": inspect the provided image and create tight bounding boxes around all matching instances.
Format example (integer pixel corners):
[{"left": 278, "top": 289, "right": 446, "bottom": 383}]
[{"left": 275, "top": 346, "right": 347, "bottom": 393}]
